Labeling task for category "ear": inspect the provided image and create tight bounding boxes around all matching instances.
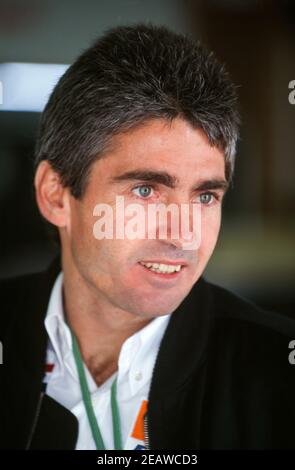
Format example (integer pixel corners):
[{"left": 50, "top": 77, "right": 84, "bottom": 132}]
[{"left": 34, "top": 160, "right": 70, "bottom": 229}]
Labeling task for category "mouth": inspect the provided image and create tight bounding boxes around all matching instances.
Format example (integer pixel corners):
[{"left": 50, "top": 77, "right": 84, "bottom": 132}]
[{"left": 138, "top": 260, "right": 187, "bottom": 279}]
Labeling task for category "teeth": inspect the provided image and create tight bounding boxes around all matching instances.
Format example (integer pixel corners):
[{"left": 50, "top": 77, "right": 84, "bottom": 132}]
[{"left": 140, "top": 262, "right": 182, "bottom": 274}]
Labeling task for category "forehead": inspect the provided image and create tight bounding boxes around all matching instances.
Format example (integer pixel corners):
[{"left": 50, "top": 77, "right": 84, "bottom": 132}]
[{"left": 92, "top": 118, "right": 225, "bottom": 182}]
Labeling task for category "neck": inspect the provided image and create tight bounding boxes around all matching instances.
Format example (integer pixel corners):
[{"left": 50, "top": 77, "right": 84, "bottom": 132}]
[{"left": 61, "top": 257, "right": 153, "bottom": 386}]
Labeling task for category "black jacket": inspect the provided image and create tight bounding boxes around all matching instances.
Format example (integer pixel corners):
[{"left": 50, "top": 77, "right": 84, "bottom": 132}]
[{"left": 1, "top": 255, "right": 295, "bottom": 450}]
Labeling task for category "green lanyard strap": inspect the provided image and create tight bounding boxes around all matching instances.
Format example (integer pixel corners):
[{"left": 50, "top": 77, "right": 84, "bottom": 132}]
[{"left": 71, "top": 329, "right": 123, "bottom": 450}]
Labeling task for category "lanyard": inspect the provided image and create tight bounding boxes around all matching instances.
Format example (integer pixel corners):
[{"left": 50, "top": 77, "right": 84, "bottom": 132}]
[{"left": 70, "top": 329, "right": 123, "bottom": 450}]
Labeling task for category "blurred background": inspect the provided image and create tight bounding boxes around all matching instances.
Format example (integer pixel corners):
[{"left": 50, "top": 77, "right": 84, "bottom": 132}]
[{"left": 0, "top": 0, "right": 294, "bottom": 316}]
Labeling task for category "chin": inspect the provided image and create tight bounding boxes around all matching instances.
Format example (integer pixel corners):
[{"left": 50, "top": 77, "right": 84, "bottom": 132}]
[{"left": 131, "top": 294, "right": 187, "bottom": 318}]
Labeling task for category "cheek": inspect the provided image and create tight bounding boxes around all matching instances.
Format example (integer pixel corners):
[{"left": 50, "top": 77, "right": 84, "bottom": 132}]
[
  {"left": 70, "top": 209, "right": 93, "bottom": 250},
  {"left": 200, "top": 208, "right": 222, "bottom": 254},
  {"left": 72, "top": 212, "right": 142, "bottom": 278},
  {"left": 68, "top": 201, "right": 105, "bottom": 276}
]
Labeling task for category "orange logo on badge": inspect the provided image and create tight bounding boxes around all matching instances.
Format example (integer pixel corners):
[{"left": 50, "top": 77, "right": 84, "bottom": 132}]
[{"left": 131, "top": 400, "right": 148, "bottom": 440}]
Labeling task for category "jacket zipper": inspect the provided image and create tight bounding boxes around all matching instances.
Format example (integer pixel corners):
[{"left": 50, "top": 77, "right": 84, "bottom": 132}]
[
  {"left": 143, "top": 336, "right": 166, "bottom": 451},
  {"left": 143, "top": 412, "right": 150, "bottom": 450},
  {"left": 25, "top": 391, "right": 44, "bottom": 450}
]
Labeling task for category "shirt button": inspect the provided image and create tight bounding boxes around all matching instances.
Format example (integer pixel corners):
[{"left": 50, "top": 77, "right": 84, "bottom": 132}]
[{"left": 135, "top": 371, "right": 142, "bottom": 381}]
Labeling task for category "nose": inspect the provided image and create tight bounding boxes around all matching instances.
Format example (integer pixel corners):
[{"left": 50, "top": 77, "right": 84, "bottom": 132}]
[{"left": 153, "top": 194, "right": 201, "bottom": 251}]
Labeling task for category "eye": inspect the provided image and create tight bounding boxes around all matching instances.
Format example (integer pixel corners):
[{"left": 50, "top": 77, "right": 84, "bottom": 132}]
[
  {"left": 197, "top": 192, "right": 218, "bottom": 205},
  {"left": 132, "top": 184, "right": 154, "bottom": 199}
]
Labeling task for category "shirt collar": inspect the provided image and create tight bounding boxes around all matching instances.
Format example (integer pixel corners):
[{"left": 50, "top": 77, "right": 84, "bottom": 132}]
[{"left": 44, "top": 271, "right": 71, "bottom": 372}]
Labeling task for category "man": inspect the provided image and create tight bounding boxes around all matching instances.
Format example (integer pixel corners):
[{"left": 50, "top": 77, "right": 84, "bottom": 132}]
[{"left": 1, "top": 23, "right": 295, "bottom": 450}]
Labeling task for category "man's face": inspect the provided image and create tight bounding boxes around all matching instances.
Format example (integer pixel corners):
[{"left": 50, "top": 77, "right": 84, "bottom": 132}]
[{"left": 65, "top": 118, "right": 227, "bottom": 318}]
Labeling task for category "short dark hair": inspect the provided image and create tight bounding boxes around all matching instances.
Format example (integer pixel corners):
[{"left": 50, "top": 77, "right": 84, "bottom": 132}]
[{"left": 34, "top": 23, "right": 240, "bottom": 242}]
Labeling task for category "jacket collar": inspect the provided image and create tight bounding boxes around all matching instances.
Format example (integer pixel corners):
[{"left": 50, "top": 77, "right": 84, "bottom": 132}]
[{"left": 150, "top": 274, "right": 213, "bottom": 397}]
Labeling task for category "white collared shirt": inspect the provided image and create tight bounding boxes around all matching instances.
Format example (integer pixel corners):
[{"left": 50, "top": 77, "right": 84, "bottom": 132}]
[{"left": 44, "top": 272, "right": 171, "bottom": 450}]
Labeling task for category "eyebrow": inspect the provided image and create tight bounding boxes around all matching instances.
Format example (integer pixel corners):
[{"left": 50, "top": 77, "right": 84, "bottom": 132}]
[{"left": 109, "top": 169, "right": 229, "bottom": 193}]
